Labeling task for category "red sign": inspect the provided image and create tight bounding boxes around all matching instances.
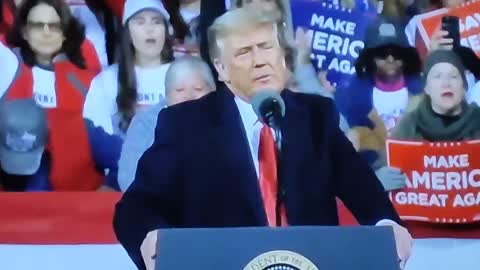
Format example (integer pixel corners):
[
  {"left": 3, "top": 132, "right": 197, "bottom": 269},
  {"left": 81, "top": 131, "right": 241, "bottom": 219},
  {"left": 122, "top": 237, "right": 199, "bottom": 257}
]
[
  {"left": 417, "top": 0, "right": 480, "bottom": 56},
  {"left": 387, "top": 140, "right": 480, "bottom": 224}
]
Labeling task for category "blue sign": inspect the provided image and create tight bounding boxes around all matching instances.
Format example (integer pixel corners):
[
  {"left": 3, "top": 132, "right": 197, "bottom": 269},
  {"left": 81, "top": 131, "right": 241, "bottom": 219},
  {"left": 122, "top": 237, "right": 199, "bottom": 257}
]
[{"left": 290, "top": 0, "right": 377, "bottom": 88}]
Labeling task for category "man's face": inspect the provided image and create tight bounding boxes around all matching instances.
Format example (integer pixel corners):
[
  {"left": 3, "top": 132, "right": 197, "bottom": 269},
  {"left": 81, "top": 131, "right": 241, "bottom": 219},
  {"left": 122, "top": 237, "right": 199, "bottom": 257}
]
[
  {"left": 213, "top": 24, "right": 288, "bottom": 101},
  {"left": 167, "top": 70, "right": 212, "bottom": 106}
]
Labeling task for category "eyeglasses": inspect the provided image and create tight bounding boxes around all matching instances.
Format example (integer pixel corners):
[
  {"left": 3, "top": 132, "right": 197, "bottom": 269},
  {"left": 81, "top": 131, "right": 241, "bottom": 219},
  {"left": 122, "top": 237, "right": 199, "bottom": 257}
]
[
  {"left": 374, "top": 47, "right": 402, "bottom": 60},
  {"left": 26, "top": 21, "right": 62, "bottom": 34}
]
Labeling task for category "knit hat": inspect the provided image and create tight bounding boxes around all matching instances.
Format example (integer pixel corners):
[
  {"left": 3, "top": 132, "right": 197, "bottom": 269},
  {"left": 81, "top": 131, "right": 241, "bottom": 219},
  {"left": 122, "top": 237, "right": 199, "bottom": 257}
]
[
  {"left": 423, "top": 49, "right": 467, "bottom": 87},
  {"left": 122, "top": 0, "right": 170, "bottom": 25},
  {"left": 363, "top": 19, "right": 409, "bottom": 49},
  {"left": 355, "top": 17, "right": 422, "bottom": 77}
]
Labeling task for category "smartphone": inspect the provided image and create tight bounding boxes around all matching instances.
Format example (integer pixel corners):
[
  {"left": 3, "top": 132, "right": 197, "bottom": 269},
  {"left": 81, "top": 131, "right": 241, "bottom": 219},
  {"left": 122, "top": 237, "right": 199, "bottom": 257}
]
[{"left": 441, "top": 16, "right": 461, "bottom": 48}]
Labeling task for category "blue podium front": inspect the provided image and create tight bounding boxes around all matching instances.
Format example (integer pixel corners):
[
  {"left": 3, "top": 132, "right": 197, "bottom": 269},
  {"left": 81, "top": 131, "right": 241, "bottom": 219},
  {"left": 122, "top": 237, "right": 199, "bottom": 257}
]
[{"left": 156, "top": 226, "right": 399, "bottom": 270}]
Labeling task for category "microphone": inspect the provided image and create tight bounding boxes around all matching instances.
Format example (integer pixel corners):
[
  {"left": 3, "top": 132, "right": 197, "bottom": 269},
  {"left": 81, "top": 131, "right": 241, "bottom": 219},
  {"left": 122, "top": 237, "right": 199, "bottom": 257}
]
[
  {"left": 251, "top": 90, "right": 286, "bottom": 130},
  {"left": 251, "top": 90, "right": 285, "bottom": 227}
]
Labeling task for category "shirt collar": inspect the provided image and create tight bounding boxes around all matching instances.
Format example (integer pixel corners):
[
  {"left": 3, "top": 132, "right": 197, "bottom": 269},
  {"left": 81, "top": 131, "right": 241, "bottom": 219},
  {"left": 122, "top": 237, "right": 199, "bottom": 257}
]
[{"left": 234, "top": 96, "right": 259, "bottom": 128}]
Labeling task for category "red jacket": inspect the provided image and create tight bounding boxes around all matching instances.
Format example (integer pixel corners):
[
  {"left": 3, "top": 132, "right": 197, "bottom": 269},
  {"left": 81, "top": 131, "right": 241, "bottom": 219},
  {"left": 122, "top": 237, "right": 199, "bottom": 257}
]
[
  {"left": 0, "top": 0, "right": 14, "bottom": 36},
  {"left": 81, "top": 39, "right": 102, "bottom": 73},
  {"left": 104, "top": 0, "right": 126, "bottom": 18},
  {"left": 5, "top": 55, "right": 104, "bottom": 191}
]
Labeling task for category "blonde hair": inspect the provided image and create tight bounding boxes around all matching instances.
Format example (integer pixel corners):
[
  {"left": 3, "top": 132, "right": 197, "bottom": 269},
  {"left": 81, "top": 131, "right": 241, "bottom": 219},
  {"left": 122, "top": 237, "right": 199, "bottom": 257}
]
[
  {"left": 235, "top": 0, "right": 288, "bottom": 25},
  {"left": 207, "top": 6, "right": 282, "bottom": 61}
]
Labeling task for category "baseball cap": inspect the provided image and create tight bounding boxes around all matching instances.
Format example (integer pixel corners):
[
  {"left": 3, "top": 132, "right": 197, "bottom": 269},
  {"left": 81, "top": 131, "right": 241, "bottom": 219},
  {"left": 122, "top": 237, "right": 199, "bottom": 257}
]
[
  {"left": 355, "top": 17, "right": 422, "bottom": 77},
  {"left": 122, "top": 0, "right": 170, "bottom": 25},
  {"left": 364, "top": 19, "right": 410, "bottom": 49},
  {"left": 0, "top": 99, "right": 48, "bottom": 175}
]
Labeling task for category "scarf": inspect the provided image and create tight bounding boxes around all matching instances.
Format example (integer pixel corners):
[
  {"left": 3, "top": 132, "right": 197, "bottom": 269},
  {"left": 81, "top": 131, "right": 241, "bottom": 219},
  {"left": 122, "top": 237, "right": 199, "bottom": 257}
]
[{"left": 413, "top": 97, "right": 480, "bottom": 141}]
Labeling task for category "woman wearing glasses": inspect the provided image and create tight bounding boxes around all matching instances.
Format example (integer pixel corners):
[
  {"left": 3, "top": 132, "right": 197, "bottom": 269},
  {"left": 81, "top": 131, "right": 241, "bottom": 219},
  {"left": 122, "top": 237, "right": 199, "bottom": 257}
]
[
  {"left": 335, "top": 18, "right": 423, "bottom": 191},
  {"left": 0, "top": 0, "right": 106, "bottom": 190}
]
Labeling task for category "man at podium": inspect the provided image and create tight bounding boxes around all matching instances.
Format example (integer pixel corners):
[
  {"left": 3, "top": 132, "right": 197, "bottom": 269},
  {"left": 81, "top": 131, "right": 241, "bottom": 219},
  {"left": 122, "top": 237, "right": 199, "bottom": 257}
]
[{"left": 113, "top": 6, "right": 412, "bottom": 270}]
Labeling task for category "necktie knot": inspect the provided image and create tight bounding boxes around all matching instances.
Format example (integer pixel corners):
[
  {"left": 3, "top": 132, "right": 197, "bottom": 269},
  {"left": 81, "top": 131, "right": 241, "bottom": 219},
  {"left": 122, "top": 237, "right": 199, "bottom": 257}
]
[{"left": 260, "top": 125, "right": 275, "bottom": 146}]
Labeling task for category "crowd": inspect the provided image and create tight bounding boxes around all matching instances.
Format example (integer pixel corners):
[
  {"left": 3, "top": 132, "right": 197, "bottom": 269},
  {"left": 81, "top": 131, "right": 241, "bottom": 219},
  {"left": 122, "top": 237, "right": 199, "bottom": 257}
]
[{"left": 0, "top": 0, "right": 479, "bottom": 267}]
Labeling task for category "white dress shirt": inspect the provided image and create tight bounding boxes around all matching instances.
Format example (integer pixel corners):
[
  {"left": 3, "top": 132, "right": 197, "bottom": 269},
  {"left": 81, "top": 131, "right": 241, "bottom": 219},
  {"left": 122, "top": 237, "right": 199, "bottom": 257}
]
[
  {"left": 235, "top": 96, "right": 263, "bottom": 178},
  {"left": 234, "top": 95, "right": 396, "bottom": 227}
]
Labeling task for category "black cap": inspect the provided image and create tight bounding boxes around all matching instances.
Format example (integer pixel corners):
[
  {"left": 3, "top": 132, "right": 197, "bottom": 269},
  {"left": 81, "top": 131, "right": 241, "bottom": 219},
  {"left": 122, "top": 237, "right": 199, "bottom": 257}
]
[
  {"left": 363, "top": 19, "right": 409, "bottom": 49},
  {"left": 355, "top": 17, "right": 422, "bottom": 77}
]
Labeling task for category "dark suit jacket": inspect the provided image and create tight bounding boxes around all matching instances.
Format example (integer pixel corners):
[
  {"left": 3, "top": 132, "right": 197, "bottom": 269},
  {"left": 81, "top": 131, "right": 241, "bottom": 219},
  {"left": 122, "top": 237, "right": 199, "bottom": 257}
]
[{"left": 113, "top": 88, "right": 400, "bottom": 269}]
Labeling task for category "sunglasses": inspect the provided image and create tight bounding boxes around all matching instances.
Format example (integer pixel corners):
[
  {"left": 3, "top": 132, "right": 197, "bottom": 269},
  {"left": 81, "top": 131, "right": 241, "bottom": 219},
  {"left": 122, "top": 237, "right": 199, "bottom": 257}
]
[
  {"left": 26, "top": 21, "right": 62, "bottom": 33},
  {"left": 373, "top": 47, "right": 402, "bottom": 60}
]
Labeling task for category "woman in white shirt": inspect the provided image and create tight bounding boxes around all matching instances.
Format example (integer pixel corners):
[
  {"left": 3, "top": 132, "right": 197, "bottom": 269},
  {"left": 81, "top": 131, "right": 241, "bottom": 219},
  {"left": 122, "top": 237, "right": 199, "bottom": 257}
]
[{"left": 83, "top": 0, "right": 173, "bottom": 136}]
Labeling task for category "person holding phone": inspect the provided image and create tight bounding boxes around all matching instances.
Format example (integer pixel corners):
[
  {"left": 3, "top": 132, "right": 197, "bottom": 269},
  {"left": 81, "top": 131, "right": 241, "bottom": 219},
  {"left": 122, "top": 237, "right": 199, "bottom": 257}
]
[
  {"left": 335, "top": 18, "right": 423, "bottom": 191},
  {"left": 405, "top": 0, "right": 466, "bottom": 47},
  {"left": 429, "top": 14, "right": 480, "bottom": 99},
  {"left": 430, "top": 15, "right": 461, "bottom": 50}
]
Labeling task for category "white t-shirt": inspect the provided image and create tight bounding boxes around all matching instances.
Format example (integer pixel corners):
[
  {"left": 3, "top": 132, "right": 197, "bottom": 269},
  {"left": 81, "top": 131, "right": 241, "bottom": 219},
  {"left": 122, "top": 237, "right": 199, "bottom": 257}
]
[
  {"left": 0, "top": 44, "right": 57, "bottom": 109},
  {"left": 83, "top": 63, "right": 170, "bottom": 134},
  {"left": 32, "top": 66, "right": 57, "bottom": 108},
  {"left": 0, "top": 42, "right": 18, "bottom": 98},
  {"left": 67, "top": 0, "right": 109, "bottom": 68},
  {"left": 372, "top": 87, "right": 409, "bottom": 133}
]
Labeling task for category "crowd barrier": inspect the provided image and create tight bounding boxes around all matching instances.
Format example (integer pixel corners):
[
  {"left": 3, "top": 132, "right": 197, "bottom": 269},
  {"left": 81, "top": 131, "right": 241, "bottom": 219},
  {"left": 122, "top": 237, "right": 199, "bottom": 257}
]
[
  {"left": 0, "top": 193, "right": 355, "bottom": 244},
  {"left": 0, "top": 192, "right": 478, "bottom": 270}
]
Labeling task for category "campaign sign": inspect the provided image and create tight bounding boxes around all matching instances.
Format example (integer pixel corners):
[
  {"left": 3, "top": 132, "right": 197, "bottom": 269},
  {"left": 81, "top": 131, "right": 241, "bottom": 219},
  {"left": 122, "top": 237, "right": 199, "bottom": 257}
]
[
  {"left": 290, "top": 0, "right": 376, "bottom": 87},
  {"left": 417, "top": 0, "right": 480, "bottom": 56},
  {"left": 387, "top": 140, "right": 480, "bottom": 224}
]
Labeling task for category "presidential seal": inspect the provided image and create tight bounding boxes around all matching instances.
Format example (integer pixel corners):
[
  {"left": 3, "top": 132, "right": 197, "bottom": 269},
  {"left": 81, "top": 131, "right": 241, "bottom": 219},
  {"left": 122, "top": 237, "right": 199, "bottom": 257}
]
[{"left": 243, "top": 250, "right": 319, "bottom": 270}]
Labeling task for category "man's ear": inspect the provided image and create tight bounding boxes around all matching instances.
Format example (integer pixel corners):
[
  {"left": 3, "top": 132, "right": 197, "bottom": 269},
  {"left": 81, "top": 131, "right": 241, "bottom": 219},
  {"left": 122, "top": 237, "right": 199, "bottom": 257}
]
[{"left": 213, "top": 58, "right": 230, "bottom": 83}]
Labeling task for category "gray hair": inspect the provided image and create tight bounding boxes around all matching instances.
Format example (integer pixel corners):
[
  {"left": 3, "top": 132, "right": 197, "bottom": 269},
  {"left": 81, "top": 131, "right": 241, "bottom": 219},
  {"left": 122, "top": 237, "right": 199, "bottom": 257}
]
[
  {"left": 164, "top": 56, "right": 216, "bottom": 94},
  {"left": 207, "top": 6, "right": 282, "bottom": 61},
  {"left": 235, "top": 0, "right": 288, "bottom": 25}
]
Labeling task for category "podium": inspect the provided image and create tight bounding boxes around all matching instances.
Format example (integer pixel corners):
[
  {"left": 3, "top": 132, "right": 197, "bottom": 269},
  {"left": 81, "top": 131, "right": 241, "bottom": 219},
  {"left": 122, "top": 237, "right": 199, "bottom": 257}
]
[{"left": 156, "top": 226, "right": 400, "bottom": 270}]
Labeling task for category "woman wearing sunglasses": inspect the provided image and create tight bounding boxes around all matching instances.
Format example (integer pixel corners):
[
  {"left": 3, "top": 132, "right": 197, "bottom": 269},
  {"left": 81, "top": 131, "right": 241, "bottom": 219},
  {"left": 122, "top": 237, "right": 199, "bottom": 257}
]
[
  {"left": 335, "top": 18, "right": 423, "bottom": 191},
  {"left": 0, "top": 0, "right": 106, "bottom": 190}
]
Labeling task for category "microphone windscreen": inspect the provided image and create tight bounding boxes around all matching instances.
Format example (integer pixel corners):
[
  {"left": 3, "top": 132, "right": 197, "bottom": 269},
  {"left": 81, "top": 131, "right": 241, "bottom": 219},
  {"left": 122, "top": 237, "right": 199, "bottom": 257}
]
[{"left": 250, "top": 90, "right": 285, "bottom": 120}]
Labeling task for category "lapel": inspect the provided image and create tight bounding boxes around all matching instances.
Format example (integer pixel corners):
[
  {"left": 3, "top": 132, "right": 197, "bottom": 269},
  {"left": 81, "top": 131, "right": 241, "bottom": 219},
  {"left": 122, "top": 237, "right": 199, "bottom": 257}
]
[
  {"left": 208, "top": 88, "right": 314, "bottom": 225},
  {"left": 279, "top": 90, "right": 314, "bottom": 221},
  {"left": 209, "top": 87, "right": 267, "bottom": 224}
]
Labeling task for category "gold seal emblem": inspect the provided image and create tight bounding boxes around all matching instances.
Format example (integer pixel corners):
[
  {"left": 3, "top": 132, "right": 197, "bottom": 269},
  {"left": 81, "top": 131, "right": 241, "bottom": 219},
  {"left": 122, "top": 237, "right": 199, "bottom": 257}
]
[{"left": 243, "top": 250, "right": 319, "bottom": 270}]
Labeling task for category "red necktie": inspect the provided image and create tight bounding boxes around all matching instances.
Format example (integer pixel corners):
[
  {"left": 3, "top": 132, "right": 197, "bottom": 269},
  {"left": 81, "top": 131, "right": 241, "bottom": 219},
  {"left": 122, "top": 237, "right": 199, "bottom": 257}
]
[{"left": 258, "top": 125, "right": 287, "bottom": 226}]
